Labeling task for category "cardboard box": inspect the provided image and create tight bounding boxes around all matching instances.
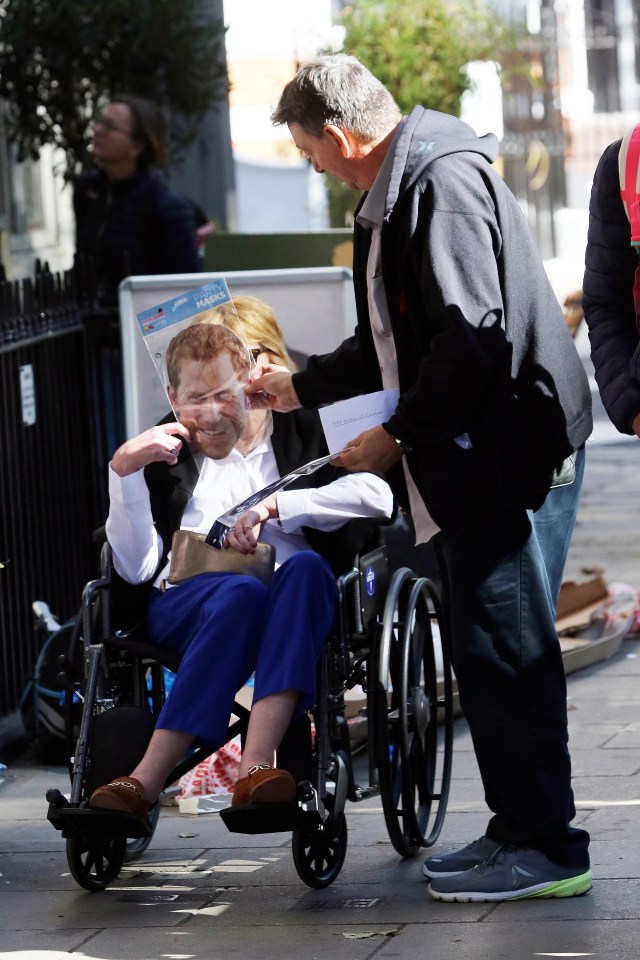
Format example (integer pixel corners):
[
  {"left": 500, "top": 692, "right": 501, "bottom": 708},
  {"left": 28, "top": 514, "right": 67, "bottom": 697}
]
[{"left": 556, "top": 574, "right": 609, "bottom": 633}]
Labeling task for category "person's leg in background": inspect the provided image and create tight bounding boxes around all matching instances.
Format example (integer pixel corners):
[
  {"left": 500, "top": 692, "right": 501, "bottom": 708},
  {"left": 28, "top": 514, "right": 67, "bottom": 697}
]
[{"left": 531, "top": 447, "right": 586, "bottom": 606}]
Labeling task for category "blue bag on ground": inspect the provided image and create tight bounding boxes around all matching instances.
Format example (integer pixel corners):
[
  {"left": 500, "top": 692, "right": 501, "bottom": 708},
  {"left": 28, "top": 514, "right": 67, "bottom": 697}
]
[{"left": 19, "top": 603, "right": 81, "bottom": 763}]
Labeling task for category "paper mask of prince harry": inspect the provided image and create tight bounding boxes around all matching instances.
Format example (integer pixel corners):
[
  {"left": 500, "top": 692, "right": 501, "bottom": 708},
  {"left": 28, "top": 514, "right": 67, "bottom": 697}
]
[{"left": 165, "top": 323, "right": 253, "bottom": 460}]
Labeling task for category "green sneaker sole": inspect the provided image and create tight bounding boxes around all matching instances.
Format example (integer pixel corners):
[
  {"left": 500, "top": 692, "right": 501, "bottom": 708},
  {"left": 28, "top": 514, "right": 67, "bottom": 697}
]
[
  {"left": 517, "top": 870, "right": 593, "bottom": 900},
  {"left": 429, "top": 869, "right": 593, "bottom": 903}
]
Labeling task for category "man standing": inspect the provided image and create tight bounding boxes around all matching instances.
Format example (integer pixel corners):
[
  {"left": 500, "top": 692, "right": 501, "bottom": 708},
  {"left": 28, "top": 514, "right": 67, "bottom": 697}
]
[{"left": 248, "top": 53, "right": 593, "bottom": 902}]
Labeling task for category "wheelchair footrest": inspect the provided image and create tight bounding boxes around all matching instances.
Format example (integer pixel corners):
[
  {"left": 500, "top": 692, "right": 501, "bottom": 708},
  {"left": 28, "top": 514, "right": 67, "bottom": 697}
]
[
  {"left": 47, "top": 802, "right": 153, "bottom": 840},
  {"left": 220, "top": 801, "right": 323, "bottom": 835}
]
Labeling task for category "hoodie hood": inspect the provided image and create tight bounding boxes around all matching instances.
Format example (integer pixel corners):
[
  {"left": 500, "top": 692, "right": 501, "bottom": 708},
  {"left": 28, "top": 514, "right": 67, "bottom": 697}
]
[{"left": 386, "top": 106, "right": 499, "bottom": 217}]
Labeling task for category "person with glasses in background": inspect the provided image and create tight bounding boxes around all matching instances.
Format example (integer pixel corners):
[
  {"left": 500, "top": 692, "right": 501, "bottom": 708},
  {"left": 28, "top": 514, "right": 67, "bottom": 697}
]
[
  {"left": 73, "top": 95, "right": 201, "bottom": 308},
  {"left": 73, "top": 95, "right": 203, "bottom": 457}
]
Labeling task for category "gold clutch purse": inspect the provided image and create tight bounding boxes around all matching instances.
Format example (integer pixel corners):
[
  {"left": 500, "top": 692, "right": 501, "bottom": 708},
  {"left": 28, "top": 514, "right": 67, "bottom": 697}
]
[{"left": 166, "top": 530, "right": 275, "bottom": 587}]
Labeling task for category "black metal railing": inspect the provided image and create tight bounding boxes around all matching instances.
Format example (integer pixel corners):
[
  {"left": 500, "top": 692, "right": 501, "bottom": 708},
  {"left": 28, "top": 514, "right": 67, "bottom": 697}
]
[{"left": 0, "top": 259, "right": 122, "bottom": 718}]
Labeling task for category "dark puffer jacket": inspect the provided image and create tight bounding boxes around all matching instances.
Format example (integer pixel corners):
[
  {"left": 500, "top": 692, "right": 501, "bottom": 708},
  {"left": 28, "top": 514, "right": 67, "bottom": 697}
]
[
  {"left": 583, "top": 139, "right": 640, "bottom": 434},
  {"left": 73, "top": 168, "right": 201, "bottom": 306}
]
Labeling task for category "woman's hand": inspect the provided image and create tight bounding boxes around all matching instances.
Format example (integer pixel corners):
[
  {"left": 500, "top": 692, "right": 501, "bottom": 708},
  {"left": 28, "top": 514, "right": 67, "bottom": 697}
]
[
  {"left": 111, "top": 422, "right": 191, "bottom": 477},
  {"left": 223, "top": 495, "right": 278, "bottom": 554}
]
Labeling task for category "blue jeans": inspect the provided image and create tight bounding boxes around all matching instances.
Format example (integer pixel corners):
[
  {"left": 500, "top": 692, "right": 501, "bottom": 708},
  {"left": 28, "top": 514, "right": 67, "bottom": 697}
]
[{"left": 435, "top": 448, "right": 590, "bottom": 868}]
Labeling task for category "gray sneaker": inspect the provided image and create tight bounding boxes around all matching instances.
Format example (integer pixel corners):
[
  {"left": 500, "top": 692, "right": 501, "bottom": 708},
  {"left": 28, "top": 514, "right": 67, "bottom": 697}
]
[
  {"left": 427, "top": 844, "right": 593, "bottom": 902},
  {"left": 422, "top": 835, "right": 501, "bottom": 879}
]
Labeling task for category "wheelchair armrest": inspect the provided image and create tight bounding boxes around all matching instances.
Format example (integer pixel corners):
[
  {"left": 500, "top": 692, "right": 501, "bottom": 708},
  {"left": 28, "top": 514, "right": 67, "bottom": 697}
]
[{"left": 381, "top": 509, "right": 441, "bottom": 584}]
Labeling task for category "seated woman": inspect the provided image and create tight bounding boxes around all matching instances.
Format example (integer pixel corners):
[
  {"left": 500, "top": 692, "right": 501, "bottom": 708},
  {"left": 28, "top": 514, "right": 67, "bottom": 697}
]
[{"left": 89, "top": 295, "right": 393, "bottom": 814}]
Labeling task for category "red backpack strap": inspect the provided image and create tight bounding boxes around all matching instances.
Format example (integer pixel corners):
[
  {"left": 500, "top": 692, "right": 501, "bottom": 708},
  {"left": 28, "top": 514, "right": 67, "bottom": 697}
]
[{"left": 619, "top": 124, "right": 640, "bottom": 249}]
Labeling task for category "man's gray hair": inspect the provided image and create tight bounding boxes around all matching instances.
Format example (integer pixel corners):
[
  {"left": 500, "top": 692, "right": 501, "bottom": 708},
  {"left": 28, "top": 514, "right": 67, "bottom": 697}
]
[{"left": 272, "top": 54, "right": 401, "bottom": 141}]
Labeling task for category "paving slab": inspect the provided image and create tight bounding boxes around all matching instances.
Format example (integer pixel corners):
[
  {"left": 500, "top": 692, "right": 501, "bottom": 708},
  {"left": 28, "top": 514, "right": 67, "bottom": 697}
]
[
  {"left": 569, "top": 746, "right": 640, "bottom": 777},
  {"left": 377, "top": 918, "right": 638, "bottom": 960},
  {"left": 0, "top": 931, "right": 90, "bottom": 957},
  {"left": 571, "top": 775, "right": 640, "bottom": 801},
  {"left": 588, "top": 840, "right": 640, "bottom": 879},
  {"left": 84, "top": 922, "right": 405, "bottom": 960},
  {"left": 567, "top": 721, "right": 636, "bottom": 749}
]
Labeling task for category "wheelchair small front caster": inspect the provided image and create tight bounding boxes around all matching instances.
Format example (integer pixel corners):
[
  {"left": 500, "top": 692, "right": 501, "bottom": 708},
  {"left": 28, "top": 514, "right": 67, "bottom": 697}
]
[
  {"left": 292, "top": 810, "right": 348, "bottom": 889},
  {"left": 66, "top": 833, "right": 127, "bottom": 892}
]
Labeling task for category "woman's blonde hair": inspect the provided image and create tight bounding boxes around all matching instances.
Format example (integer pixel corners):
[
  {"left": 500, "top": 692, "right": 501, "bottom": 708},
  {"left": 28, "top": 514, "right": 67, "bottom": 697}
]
[{"left": 210, "top": 295, "right": 297, "bottom": 371}]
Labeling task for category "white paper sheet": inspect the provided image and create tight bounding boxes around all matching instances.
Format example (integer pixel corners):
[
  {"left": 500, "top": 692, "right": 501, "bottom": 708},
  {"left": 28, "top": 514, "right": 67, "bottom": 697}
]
[{"left": 319, "top": 389, "right": 400, "bottom": 455}]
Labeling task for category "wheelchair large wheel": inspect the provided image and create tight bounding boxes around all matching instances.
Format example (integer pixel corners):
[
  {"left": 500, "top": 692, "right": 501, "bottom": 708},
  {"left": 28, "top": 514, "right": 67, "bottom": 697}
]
[
  {"left": 66, "top": 833, "right": 127, "bottom": 892},
  {"left": 124, "top": 802, "right": 161, "bottom": 862},
  {"left": 373, "top": 569, "right": 453, "bottom": 858},
  {"left": 292, "top": 811, "right": 348, "bottom": 889}
]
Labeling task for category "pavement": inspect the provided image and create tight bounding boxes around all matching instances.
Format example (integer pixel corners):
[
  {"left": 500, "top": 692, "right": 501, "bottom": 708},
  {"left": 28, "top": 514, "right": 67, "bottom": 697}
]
[{"left": 3, "top": 318, "right": 640, "bottom": 959}]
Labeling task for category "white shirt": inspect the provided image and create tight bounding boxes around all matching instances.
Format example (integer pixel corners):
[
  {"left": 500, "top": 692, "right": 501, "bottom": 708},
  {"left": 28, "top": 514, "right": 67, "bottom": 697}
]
[
  {"left": 106, "top": 438, "right": 394, "bottom": 587},
  {"left": 356, "top": 122, "right": 440, "bottom": 544}
]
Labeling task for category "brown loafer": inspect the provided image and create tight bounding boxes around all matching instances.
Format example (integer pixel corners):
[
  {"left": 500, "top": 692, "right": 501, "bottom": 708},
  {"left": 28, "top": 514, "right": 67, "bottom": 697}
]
[
  {"left": 231, "top": 765, "right": 297, "bottom": 809},
  {"left": 89, "top": 776, "right": 152, "bottom": 816}
]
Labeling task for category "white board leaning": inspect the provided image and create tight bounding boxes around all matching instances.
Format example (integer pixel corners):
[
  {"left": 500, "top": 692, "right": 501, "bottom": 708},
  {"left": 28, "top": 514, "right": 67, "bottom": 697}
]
[{"left": 118, "top": 267, "right": 356, "bottom": 438}]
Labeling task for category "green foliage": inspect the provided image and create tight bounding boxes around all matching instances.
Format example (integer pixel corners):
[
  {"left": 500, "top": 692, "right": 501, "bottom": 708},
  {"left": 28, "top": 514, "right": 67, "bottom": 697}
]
[
  {"left": 0, "top": 0, "right": 228, "bottom": 176},
  {"left": 328, "top": 0, "right": 521, "bottom": 225},
  {"left": 339, "top": 0, "right": 519, "bottom": 115}
]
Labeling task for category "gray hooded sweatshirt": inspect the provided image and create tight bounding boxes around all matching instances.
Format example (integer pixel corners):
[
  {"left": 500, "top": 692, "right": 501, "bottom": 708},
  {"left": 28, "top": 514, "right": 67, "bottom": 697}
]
[{"left": 294, "top": 107, "right": 592, "bottom": 532}]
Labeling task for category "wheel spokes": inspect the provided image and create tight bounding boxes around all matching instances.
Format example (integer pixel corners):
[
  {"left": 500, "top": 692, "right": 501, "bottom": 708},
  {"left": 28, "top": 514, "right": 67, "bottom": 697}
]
[{"left": 374, "top": 569, "right": 454, "bottom": 857}]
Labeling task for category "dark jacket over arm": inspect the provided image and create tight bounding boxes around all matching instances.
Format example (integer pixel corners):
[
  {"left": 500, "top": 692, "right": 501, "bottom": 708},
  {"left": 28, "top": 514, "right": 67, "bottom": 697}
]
[{"left": 583, "top": 139, "right": 640, "bottom": 434}]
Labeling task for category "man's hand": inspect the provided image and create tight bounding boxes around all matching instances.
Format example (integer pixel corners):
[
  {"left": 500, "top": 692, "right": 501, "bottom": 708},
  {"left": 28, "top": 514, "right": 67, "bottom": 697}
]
[
  {"left": 245, "top": 366, "right": 301, "bottom": 413},
  {"left": 331, "top": 425, "right": 404, "bottom": 475},
  {"left": 111, "top": 422, "right": 191, "bottom": 477},
  {"left": 223, "top": 495, "right": 278, "bottom": 554},
  {"left": 632, "top": 411, "right": 640, "bottom": 438}
]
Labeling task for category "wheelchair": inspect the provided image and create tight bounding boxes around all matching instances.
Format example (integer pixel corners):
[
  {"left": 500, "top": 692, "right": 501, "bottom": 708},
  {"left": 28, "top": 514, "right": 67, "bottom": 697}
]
[{"left": 46, "top": 533, "right": 454, "bottom": 892}]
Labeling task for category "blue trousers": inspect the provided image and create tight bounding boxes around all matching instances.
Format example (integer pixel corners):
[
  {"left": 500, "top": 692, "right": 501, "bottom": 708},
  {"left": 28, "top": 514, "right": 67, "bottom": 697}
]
[
  {"left": 435, "top": 449, "right": 590, "bottom": 868},
  {"left": 146, "top": 551, "right": 336, "bottom": 748}
]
